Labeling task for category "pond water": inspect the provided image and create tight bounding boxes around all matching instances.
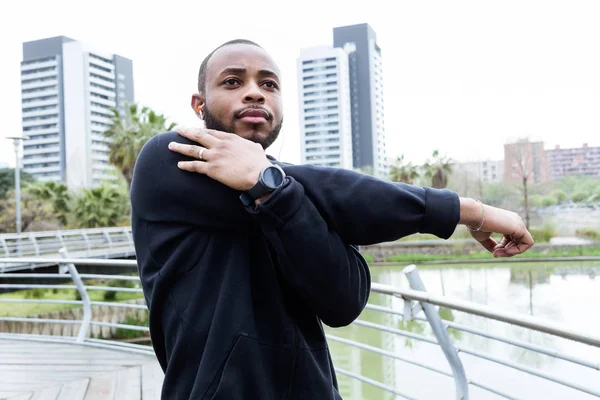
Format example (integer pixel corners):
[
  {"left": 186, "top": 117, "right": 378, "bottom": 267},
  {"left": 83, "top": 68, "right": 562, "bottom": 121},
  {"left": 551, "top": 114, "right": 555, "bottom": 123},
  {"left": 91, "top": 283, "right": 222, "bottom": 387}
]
[{"left": 327, "top": 261, "right": 600, "bottom": 400}]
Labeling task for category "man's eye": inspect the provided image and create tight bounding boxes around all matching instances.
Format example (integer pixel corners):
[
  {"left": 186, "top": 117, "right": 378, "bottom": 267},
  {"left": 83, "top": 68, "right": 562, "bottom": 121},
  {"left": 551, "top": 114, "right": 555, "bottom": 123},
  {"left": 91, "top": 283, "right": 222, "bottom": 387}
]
[
  {"left": 263, "top": 81, "right": 278, "bottom": 89},
  {"left": 224, "top": 78, "right": 239, "bottom": 85}
]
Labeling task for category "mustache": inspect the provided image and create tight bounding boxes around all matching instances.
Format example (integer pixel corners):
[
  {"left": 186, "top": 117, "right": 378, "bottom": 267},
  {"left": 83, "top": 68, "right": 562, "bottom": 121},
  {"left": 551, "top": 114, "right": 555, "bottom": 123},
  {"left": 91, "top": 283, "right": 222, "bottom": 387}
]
[{"left": 234, "top": 105, "right": 273, "bottom": 120}]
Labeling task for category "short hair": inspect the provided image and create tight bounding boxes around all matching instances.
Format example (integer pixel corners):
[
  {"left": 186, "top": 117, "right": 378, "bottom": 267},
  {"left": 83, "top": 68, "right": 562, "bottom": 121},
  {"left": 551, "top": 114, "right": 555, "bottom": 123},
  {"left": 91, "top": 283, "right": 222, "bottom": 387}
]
[{"left": 197, "top": 39, "right": 263, "bottom": 93}]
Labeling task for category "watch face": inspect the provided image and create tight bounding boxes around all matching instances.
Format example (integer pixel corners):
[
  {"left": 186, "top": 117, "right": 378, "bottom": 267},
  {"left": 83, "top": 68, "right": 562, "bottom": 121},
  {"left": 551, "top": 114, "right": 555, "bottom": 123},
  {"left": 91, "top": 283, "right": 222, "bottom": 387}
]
[{"left": 262, "top": 166, "right": 285, "bottom": 190}]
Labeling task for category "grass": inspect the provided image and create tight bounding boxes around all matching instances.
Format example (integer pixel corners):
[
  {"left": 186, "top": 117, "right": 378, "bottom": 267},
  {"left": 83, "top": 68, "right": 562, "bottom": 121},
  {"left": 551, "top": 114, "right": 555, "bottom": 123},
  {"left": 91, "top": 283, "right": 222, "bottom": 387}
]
[
  {"left": 0, "top": 280, "right": 144, "bottom": 318},
  {"left": 384, "top": 245, "right": 600, "bottom": 264}
]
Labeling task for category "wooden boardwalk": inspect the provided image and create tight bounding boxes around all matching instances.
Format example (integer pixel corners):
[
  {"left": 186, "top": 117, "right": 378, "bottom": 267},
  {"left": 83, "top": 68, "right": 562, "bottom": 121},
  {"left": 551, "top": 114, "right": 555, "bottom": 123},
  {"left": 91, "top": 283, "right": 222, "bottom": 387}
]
[{"left": 0, "top": 338, "right": 164, "bottom": 399}]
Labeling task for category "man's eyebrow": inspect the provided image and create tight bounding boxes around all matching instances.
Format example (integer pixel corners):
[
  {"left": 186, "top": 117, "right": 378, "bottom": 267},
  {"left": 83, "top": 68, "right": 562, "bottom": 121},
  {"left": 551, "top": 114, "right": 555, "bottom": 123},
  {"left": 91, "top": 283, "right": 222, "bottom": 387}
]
[
  {"left": 219, "top": 67, "right": 246, "bottom": 76},
  {"left": 218, "top": 67, "right": 280, "bottom": 80},
  {"left": 258, "top": 69, "right": 280, "bottom": 80}
]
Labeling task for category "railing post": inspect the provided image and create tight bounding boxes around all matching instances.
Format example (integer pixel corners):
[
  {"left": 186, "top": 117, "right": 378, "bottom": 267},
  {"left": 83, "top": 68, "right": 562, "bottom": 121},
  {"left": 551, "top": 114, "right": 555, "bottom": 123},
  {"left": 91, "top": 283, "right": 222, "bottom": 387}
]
[
  {"left": 403, "top": 265, "right": 469, "bottom": 400},
  {"left": 82, "top": 231, "right": 92, "bottom": 257},
  {"left": 0, "top": 237, "right": 9, "bottom": 258},
  {"left": 29, "top": 233, "right": 40, "bottom": 256},
  {"left": 103, "top": 229, "right": 113, "bottom": 250},
  {"left": 123, "top": 227, "right": 134, "bottom": 254},
  {"left": 56, "top": 231, "right": 65, "bottom": 251},
  {"left": 59, "top": 248, "right": 92, "bottom": 342}
]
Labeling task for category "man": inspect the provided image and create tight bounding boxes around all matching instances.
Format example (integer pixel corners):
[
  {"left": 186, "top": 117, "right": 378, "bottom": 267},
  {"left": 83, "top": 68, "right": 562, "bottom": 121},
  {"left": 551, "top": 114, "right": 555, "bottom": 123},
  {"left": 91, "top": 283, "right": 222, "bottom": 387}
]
[{"left": 130, "top": 39, "right": 533, "bottom": 399}]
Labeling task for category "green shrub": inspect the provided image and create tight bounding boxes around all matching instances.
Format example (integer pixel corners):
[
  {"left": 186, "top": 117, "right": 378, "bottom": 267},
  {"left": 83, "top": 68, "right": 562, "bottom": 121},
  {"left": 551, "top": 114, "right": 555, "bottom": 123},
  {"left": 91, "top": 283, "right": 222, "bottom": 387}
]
[
  {"left": 576, "top": 228, "right": 600, "bottom": 241},
  {"left": 551, "top": 190, "right": 568, "bottom": 203},
  {"left": 103, "top": 278, "right": 136, "bottom": 301},
  {"left": 541, "top": 196, "right": 557, "bottom": 207},
  {"left": 528, "top": 194, "right": 543, "bottom": 208},
  {"left": 113, "top": 314, "right": 149, "bottom": 340},
  {"left": 529, "top": 223, "right": 556, "bottom": 243},
  {"left": 24, "top": 288, "right": 46, "bottom": 299},
  {"left": 572, "top": 190, "right": 590, "bottom": 203},
  {"left": 361, "top": 253, "right": 374, "bottom": 263}
]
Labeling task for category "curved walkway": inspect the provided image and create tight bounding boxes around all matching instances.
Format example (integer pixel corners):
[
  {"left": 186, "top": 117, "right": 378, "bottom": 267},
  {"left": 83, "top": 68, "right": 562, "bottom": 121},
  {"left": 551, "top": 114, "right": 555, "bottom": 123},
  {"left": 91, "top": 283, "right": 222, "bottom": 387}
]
[{"left": 0, "top": 337, "right": 163, "bottom": 400}]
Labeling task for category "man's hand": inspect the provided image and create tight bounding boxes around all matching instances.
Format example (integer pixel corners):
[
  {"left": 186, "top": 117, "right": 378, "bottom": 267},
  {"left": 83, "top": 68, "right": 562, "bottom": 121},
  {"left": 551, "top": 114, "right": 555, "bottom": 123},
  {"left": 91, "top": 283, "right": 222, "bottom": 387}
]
[
  {"left": 168, "top": 126, "right": 272, "bottom": 191},
  {"left": 459, "top": 198, "right": 535, "bottom": 258}
]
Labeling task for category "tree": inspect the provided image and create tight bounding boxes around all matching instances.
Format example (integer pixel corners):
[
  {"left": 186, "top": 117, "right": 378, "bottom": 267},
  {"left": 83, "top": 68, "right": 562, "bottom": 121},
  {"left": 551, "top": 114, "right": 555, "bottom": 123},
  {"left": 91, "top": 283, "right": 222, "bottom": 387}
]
[
  {"left": 422, "top": 150, "right": 453, "bottom": 189},
  {"left": 103, "top": 102, "right": 176, "bottom": 188},
  {"left": 26, "top": 181, "right": 71, "bottom": 226},
  {"left": 0, "top": 190, "right": 57, "bottom": 233},
  {"left": 389, "top": 155, "right": 419, "bottom": 184},
  {"left": 72, "top": 184, "right": 129, "bottom": 228},
  {"left": 0, "top": 168, "right": 34, "bottom": 200},
  {"left": 505, "top": 144, "right": 535, "bottom": 229}
]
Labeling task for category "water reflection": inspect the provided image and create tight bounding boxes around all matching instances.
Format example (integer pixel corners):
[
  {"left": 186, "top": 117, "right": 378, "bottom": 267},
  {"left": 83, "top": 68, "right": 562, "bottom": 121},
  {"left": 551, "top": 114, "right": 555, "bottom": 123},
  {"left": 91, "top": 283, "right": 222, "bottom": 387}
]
[{"left": 327, "top": 261, "right": 600, "bottom": 400}]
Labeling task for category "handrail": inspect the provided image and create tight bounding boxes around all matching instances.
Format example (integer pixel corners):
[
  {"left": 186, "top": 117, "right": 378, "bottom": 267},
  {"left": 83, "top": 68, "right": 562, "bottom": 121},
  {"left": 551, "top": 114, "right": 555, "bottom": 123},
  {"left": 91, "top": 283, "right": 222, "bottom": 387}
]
[
  {"left": 1, "top": 256, "right": 599, "bottom": 399},
  {"left": 371, "top": 282, "right": 600, "bottom": 348}
]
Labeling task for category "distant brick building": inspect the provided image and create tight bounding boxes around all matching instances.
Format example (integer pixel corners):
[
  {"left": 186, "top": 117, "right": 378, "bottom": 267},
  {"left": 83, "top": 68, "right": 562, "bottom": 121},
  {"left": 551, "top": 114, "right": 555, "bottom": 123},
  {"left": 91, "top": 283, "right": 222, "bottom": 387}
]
[
  {"left": 547, "top": 143, "right": 600, "bottom": 180},
  {"left": 504, "top": 139, "right": 549, "bottom": 184}
]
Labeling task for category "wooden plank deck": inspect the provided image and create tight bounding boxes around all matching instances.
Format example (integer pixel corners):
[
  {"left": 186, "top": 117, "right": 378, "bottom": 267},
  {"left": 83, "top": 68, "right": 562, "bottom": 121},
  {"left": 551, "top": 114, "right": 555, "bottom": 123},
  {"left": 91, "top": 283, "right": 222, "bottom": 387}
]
[{"left": 0, "top": 338, "right": 163, "bottom": 400}]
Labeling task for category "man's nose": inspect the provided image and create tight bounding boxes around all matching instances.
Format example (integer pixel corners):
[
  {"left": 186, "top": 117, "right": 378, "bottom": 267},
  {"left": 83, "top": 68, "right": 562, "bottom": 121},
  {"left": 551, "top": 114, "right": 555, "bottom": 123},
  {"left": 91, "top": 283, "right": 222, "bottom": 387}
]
[{"left": 242, "top": 82, "right": 265, "bottom": 104}]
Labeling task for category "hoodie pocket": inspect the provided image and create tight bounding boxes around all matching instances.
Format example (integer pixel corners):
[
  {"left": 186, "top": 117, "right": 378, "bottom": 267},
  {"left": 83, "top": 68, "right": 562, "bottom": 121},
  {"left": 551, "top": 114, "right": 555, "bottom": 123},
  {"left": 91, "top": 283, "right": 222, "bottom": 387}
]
[{"left": 209, "top": 334, "right": 291, "bottom": 400}]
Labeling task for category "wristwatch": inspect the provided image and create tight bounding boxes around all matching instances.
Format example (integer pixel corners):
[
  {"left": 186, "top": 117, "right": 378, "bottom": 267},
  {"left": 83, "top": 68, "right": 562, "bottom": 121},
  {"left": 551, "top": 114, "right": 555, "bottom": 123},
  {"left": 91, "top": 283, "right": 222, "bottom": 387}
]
[{"left": 239, "top": 164, "right": 287, "bottom": 207}]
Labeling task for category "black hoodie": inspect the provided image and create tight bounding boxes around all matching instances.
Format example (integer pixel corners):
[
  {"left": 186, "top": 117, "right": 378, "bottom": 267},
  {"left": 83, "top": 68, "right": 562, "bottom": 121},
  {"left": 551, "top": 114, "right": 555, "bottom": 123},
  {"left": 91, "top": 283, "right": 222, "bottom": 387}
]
[{"left": 130, "top": 131, "right": 460, "bottom": 399}]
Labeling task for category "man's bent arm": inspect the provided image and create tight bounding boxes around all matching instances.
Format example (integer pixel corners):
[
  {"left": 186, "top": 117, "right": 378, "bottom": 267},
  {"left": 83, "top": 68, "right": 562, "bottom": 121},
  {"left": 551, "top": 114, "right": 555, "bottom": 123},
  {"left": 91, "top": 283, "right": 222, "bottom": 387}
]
[{"left": 244, "top": 177, "right": 371, "bottom": 328}]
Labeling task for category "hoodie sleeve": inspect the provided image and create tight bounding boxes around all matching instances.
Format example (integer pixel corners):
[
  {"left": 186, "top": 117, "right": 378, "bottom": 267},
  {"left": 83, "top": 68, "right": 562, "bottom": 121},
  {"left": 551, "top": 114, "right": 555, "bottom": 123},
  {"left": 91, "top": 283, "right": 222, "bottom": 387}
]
[{"left": 243, "top": 164, "right": 460, "bottom": 327}]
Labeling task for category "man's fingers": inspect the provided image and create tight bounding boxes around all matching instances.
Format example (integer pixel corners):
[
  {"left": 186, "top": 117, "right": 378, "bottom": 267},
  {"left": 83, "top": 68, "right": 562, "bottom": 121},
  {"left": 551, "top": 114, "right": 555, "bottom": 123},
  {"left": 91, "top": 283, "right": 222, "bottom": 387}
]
[
  {"left": 177, "top": 161, "right": 209, "bottom": 174},
  {"left": 168, "top": 142, "right": 211, "bottom": 160},
  {"left": 175, "top": 127, "right": 220, "bottom": 148},
  {"left": 478, "top": 238, "right": 498, "bottom": 253},
  {"left": 493, "top": 235, "right": 510, "bottom": 251}
]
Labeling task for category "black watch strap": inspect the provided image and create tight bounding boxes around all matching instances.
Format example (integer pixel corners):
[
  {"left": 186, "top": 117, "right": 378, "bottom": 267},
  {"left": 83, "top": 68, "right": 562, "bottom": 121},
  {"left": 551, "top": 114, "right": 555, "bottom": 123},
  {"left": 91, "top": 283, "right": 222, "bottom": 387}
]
[{"left": 239, "top": 164, "right": 286, "bottom": 207}]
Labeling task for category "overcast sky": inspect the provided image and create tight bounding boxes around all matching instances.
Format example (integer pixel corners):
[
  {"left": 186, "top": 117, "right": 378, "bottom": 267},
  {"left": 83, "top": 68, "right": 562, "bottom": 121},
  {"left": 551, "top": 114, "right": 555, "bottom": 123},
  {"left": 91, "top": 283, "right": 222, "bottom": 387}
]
[{"left": 1, "top": 0, "right": 599, "bottom": 168}]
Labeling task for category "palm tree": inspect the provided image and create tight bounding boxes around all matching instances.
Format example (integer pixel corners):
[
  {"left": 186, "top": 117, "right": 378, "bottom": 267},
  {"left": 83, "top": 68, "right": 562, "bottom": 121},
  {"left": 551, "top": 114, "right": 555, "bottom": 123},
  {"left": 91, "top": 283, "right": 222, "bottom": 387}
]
[
  {"left": 72, "top": 185, "right": 128, "bottom": 228},
  {"left": 26, "top": 181, "right": 71, "bottom": 226},
  {"left": 389, "top": 155, "right": 420, "bottom": 184},
  {"left": 103, "top": 103, "right": 176, "bottom": 188},
  {"left": 423, "top": 150, "right": 454, "bottom": 189}
]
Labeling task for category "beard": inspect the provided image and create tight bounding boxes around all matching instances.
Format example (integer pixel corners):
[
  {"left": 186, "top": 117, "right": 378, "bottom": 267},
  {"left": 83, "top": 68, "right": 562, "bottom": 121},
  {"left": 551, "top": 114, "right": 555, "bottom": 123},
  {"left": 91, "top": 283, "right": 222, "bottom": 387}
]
[{"left": 203, "top": 106, "right": 283, "bottom": 150}]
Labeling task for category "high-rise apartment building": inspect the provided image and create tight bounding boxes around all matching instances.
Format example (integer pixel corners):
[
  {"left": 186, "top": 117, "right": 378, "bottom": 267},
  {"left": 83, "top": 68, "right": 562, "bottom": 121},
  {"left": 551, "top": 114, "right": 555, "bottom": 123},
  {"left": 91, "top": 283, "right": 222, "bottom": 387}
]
[
  {"left": 297, "top": 46, "right": 353, "bottom": 169},
  {"left": 547, "top": 143, "right": 600, "bottom": 180},
  {"left": 20, "top": 36, "right": 134, "bottom": 188},
  {"left": 333, "top": 23, "right": 388, "bottom": 177}
]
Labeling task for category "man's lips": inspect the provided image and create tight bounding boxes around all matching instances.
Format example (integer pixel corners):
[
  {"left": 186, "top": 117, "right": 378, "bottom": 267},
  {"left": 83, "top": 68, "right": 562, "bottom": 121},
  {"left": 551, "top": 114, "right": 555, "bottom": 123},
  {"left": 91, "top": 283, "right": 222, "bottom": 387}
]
[{"left": 237, "top": 109, "right": 269, "bottom": 124}]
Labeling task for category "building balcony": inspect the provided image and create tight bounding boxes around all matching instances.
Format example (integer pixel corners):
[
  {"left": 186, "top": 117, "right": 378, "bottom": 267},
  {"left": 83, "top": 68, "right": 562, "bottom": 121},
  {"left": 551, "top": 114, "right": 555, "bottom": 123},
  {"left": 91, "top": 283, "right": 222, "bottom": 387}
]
[
  {"left": 89, "top": 95, "right": 116, "bottom": 108},
  {"left": 22, "top": 98, "right": 59, "bottom": 110},
  {"left": 24, "top": 165, "right": 62, "bottom": 175},
  {"left": 21, "top": 87, "right": 59, "bottom": 100},
  {"left": 23, "top": 147, "right": 61, "bottom": 157},
  {"left": 89, "top": 76, "right": 116, "bottom": 90},
  {"left": 23, "top": 156, "right": 60, "bottom": 166},
  {"left": 88, "top": 85, "right": 117, "bottom": 101},
  {"left": 24, "top": 137, "right": 61, "bottom": 148},
  {"left": 21, "top": 77, "right": 58, "bottom": 90},
  {"left": 22, "top": 117, "right": 59, "bottom": 129},
  {"left": 21, "top": 108, "right": 59, "bottom": 120},
  {"left": 21, "top": 59, "right": 57, "bottom": 72}
]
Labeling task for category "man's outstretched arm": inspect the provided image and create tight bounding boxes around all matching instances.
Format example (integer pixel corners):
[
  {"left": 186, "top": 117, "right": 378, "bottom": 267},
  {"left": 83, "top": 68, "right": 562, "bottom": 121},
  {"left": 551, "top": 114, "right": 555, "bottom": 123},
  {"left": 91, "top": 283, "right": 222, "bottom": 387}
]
[{"left": 168, "top": 127, "right": 534, "bottom": 325}]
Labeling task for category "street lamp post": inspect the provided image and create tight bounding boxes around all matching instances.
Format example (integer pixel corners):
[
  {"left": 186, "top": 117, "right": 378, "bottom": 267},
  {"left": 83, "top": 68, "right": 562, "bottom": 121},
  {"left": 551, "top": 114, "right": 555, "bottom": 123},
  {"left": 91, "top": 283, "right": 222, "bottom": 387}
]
[{"left": 6, "top": 136, "right": 30, "bottom": 256}]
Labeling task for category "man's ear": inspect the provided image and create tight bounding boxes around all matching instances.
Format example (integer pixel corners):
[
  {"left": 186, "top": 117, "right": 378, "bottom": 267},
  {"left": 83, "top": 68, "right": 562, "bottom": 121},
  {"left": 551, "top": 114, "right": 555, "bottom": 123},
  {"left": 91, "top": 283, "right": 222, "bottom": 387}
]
[{"left": 191, "top": 93, "right": 205, "bottom": 119}]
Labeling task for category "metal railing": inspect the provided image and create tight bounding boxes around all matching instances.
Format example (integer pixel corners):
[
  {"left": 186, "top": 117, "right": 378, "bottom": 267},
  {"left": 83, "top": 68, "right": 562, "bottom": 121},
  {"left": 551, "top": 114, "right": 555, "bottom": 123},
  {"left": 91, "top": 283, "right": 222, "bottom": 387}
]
[
  {"left": 0, "top": 250, "right": 150, "bottom": 356},
  {"left": 0, "top": 227, "right": 135, "bottom": 272},
  {"left": 1, "top": 255, "right": 599, "bottom": 399}
]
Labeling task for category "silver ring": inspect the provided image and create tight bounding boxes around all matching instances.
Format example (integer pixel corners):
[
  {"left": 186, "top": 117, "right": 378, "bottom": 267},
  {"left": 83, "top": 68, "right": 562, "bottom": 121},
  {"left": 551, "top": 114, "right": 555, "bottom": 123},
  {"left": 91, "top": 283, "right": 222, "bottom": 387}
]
[{"left": 198, "top": 147, "right": 205, "bottom": 161}]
